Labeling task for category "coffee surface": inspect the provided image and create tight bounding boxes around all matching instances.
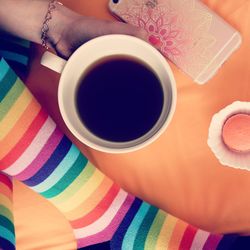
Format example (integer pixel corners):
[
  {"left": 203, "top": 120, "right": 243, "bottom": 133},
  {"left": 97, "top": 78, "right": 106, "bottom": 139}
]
[{"left": 76, "top": 56, "right": 164, "bottom": 142}]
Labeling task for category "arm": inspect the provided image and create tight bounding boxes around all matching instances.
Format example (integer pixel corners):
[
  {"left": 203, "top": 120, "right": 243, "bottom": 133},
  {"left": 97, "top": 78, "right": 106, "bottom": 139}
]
[{"left": 0, "top": 0, "right": 146, "bottom": 58}]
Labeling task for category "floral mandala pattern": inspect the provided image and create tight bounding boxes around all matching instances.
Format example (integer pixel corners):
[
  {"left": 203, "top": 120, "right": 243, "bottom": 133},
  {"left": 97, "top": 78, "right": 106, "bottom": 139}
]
[{"left": 113, "top": 0, "right": 217, "bottom": 80}]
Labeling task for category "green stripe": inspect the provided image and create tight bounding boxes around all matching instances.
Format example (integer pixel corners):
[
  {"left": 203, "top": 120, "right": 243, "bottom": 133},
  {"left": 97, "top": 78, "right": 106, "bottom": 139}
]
[
  {"left": 0, "top": 58, "right": 9, "bottom": 82},
  {"left": 0, "top": 34, "right": 30, "bottom": 48},
  {"left": 0, "top": 206, "right": 13, "bottom": 222},
  {"left": 47, "top": 163, "right": 95, "bottom": 204},
  {"left": 0, "top": 50, "right": 28, "bottom": 65},
  {"left": 0, "top": 59, "right": 17, "bottom": 102},
  {"left": 144, "top": 210, "right": 166, "bottom": 250},
  {"left": 122, "top": 203, "right": 151, "bottom": 250},
  {"left": 0, "top": 215, "right": 15, "bottom": 235},
  {"left": 16, "top": 39, "right": 30, "bottom": 48},
  {"left": 0, "top": 225, "right": 15, "bottom": 245},
  {"left": 133, "top": 206, "right": 159, "bottom": 250},
  {"left": 41, "top": 154, "right": 88, "bottom": 198},
  {"left": 0, "top": 78, "right": 25, "bottom": 121}
]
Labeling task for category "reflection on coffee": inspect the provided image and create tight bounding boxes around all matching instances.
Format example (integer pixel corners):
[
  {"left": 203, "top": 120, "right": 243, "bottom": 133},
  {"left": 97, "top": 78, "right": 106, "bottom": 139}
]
[{"left": 76, "top": 56, "right": 164, "bottom": 142}]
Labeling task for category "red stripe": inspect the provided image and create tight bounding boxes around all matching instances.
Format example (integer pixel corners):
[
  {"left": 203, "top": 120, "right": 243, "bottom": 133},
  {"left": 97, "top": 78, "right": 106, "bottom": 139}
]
[
  {"left": 0, "top": 109, "right": 48, "bottom": 169},
  {"left": 0, "top": 183, "right": 13, "bottom": 198},
  {"left": 70, "top": 184, "right": 120, "bottom": 228},
  {"left": 15, "top": 127, "right": 62, "bottom": 180},
  {"left": 0, "top": 174, "right": 12, "bottom": 190},
  {"left": 179, "top": 225, "right": 197, "bottom": 250}
]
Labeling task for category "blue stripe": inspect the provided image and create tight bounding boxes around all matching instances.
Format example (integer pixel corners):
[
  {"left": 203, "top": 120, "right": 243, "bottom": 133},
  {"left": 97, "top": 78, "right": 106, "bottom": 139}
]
[
  {"left": 133, "top": 205, "right": 158, "bottom": 250},
  {"left": 0, "top": 215, "right": 15, "bottom": 234},
  {"left": 217, "top": 234, "right": 238, "bottom": 250},
  {"left": 0, "top": 34, "right": 30, "bottom": 48},
  {"left": 0, "top": 58, "right": 9, "bottom": 82},
  {"left": 0, "top": 59, "right": 17, "bottom": 102},
  {"left": 0, "top": 237, "right": 15, "bottom": 250},
  {"left": 0, "top": 226, "right": 15, "bottom": 245},
  {"left": 229, "top": 236, "right": 250, "bottom": 250},
  {"left": 111, "top": 198, "right": 142, "bottom": 250},
  {"left": 24, "top": 136, "right": 72, "bottom": 186},
  {"left": 32, "top": 144, "right": 81, "bottom": 193},
  {"left": 122, "top": 202, "right": 151, "bottom": 250},
  {"left": 78, "top": 241, "right": 111, "bottom": 249},
  {"left": 0, "top": 51, "right": 28, "bottom": 65},
  {"left": 41, "top": 153, "right": 87, "bottom": 198},
  {"left": 18, "top": 40, "right": 30, "bottom": 48}
]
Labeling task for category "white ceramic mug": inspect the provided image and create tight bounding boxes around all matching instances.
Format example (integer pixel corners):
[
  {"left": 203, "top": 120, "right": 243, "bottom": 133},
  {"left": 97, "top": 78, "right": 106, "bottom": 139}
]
[{"left": 41, "top": 34, "right": 176, "bottom": 153}]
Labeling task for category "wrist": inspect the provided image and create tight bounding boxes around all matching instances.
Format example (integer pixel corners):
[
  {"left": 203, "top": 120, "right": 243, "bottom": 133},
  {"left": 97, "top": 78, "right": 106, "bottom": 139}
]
[{"left": 46, "top": 2, "right": 81, "bottom": 50}]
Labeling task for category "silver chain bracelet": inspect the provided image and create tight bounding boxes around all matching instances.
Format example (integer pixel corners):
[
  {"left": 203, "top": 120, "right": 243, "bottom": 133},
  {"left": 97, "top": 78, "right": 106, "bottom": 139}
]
[{"left": 41, "top": 0, "right": 63, "bottom": 49}]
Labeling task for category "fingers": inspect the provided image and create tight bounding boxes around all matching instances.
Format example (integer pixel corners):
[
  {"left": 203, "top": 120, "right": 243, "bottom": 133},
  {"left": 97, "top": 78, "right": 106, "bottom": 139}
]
[
  {"left": 79, "top": 18, "right": 148, "bottom": 41},
  {"left": 103, "top": 20, "right": 148, "bottom": 41},
  {"left": 56, "top": 17, "right": 149, "bottom": 58}
]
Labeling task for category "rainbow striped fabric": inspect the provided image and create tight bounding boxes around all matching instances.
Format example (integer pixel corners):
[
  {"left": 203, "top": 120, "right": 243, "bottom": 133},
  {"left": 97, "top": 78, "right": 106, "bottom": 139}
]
[
  {"left": 1, "top": 53, "right": 250, "bottom": 249},
  {"left": 0, "top": 33, "right": 30, "bottom": 69},
  {"left": 0, "top": 173, "right": 15, "bottom": 250}
]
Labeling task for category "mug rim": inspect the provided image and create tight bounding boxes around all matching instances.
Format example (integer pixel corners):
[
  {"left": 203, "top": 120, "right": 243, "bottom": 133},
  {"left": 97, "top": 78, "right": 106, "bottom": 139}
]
[{"left": 58, "top": 34, "right": 177, "bottom": 153}]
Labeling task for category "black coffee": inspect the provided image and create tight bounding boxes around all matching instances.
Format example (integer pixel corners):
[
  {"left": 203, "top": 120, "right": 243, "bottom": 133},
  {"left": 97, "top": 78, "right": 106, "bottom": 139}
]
[{"left": 76, "top": 56, "right": 164, "bottom": 142}]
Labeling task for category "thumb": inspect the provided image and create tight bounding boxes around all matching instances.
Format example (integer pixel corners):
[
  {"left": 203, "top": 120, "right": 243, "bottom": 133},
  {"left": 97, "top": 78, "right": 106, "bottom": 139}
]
[{"left": 104, "top": 21, "right": 149, "bottom": 41}]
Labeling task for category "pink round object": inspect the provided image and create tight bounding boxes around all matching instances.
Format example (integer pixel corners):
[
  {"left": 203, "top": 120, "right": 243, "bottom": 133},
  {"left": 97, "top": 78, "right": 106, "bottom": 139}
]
[{"left": 222, "top": 114, "right": 250, "bottom": 153}]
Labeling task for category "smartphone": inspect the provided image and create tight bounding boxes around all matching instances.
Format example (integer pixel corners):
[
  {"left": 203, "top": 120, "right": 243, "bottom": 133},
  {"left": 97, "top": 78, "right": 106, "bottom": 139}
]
[{"left": 109, "top": 0, "right": 242, "bottom": 84}]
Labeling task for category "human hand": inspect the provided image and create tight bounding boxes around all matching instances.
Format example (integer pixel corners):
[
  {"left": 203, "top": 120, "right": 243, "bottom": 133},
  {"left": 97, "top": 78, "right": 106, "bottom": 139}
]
[
  {"left": 0, "top": 1, "right": 147, "bottom": 59},
  {"left": 50, "top": 9, "right": 148, "bottom": 58}
]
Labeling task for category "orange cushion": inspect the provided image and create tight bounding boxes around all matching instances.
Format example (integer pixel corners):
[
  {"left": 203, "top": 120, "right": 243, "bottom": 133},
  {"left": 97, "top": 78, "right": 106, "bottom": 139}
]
[
  {"left": 14, "top": 181, "right": 76, "bottom": 250},
  {"left": 15, "top": 0, "right": 250, "bottom": 249}
]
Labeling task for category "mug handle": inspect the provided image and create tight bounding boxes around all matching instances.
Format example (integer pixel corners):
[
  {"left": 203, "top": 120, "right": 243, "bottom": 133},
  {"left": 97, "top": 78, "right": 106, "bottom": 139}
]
[{"left": 41, "top": 51, "right": 67, "bottom": 74}]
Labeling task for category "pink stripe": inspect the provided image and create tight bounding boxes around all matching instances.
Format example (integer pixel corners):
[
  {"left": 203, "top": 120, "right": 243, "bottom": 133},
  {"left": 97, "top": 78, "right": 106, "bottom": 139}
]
[
  {"left": 203, "top": 234, "right": 223, "bottom": 250},
  {"left": 77, "top": 194, "right": 135, "bottom": 248},
  {"left": 0, "top": 173, "right": 12, "bottom": 190},
  {"left": 190, "top": 230, "right": 209, "bottom": 250},
  {"left": 14, "top": 128, "right": 63, "bottom": 181}
]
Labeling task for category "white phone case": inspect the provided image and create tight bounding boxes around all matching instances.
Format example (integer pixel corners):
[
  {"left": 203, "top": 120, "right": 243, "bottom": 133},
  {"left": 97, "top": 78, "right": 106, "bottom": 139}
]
[{"left": 109, "top": 0, "right": 242, "bottom": 84}]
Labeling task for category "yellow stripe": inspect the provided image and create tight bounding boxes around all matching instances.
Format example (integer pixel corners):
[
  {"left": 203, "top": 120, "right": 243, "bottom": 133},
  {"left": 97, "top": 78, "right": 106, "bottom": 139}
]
[
  {"left": 0, "top": 87, "right": 33, "bottom": 140},
  {"left": 49, "top": 162, "right": 93, "bottom": 204},
  {"left": 168, "top": 219, "right": 188, "bottom": 250},
  {"left": 0, "top": 99, "right": 40, "bottom": 158},
  {"left": 65, "top": 177, "right": 113, "bottom": 220},
  {"left": 145, "top": 210, "right": 166, "bottom": 250},
  {"left": 156, "top": 214, "right": 177, "bottom": 249},
  {"left": 0, "top": 194, "right": 12, "bottom": 210},
  {"left": 51, "top": 169, "right": 104, "bottom": 213}
]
